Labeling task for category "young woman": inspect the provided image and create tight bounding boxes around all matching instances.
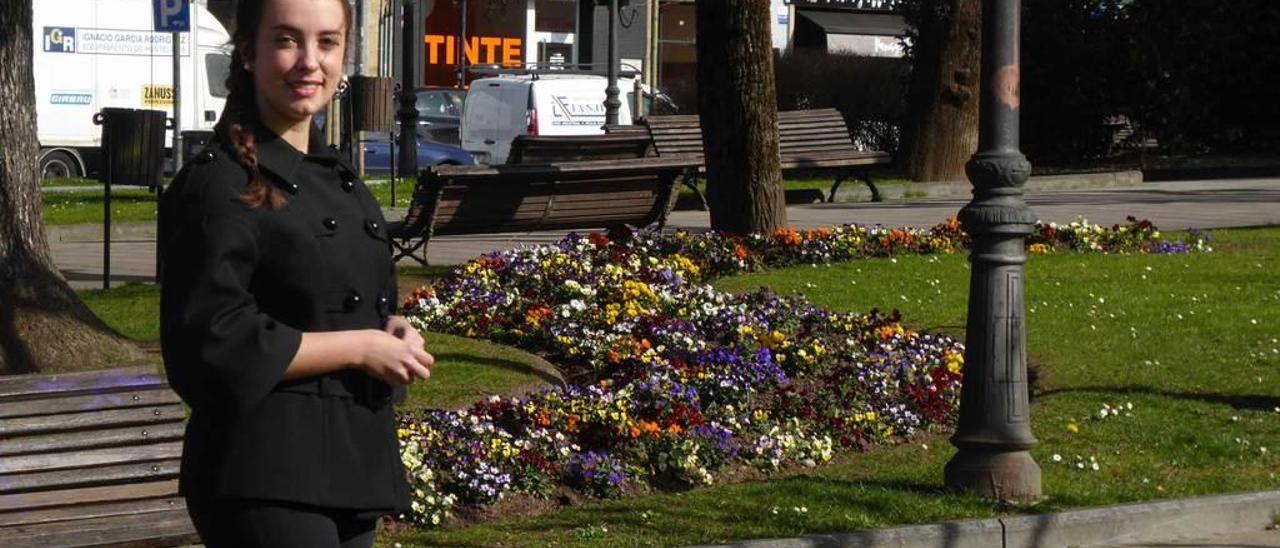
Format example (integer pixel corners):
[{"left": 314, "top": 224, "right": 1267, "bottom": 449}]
[{"left": 158, "top": 0, "right": 433, "bottom": 546}]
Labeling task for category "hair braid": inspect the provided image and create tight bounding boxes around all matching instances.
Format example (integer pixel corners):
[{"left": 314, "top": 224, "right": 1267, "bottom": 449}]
[{"left": 224, "top": 0, "right": 286, "bottom": 210}]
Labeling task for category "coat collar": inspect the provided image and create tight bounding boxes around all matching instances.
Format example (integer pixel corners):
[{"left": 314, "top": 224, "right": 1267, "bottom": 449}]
[
  {"left": 213, "top": 113, "right": 360, "bottom": 188},
  {"left": 253, "top": 124, "right": 360, "bottom": 187}
]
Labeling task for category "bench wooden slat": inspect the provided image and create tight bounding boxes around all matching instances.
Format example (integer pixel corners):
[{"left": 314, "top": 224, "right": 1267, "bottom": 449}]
[
  {"left": 0, "top": 388, "right": 180, "bottom": 420},
  {"left": 0, "top": 368, "right": 163, "bottom": 402},
  {"left": 431, "top": 156, "right": 699, "bottom": 179},
  {"left": 0, "top": 421, "right": 184, "bottom": 458},
  {"left": 0, "top": 480, "right": 181, "bottom": 513},
  {"left": 0, "top": 441, "right": 183, "bottom": 476},
  {"left": 0, "top": 507, "right": 197, "bottom": 548},
  {"left": 0, "top": 459, "right": 180, "bottom": 494},
  {"left": 0, "top": 403, "right": 186, "bottom": 438},
  {"left": 0, "top": 496, "right": 186, "bottom": 529},
  {"left": 435, "top": 197, "right": 660, "bottom": 217}
]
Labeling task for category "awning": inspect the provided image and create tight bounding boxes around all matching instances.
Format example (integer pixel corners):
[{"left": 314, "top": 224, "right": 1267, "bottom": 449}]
[
  {"left": 795, "top": 9, "right": 906, "bottom": 37},
  {"left": 794, "top": 9, "right": 906, "bottom": 57}
]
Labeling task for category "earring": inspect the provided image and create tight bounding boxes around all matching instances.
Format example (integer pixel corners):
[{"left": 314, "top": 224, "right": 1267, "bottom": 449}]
[{"left": 337, "top": 76, "right": 350, "bottom": 94}]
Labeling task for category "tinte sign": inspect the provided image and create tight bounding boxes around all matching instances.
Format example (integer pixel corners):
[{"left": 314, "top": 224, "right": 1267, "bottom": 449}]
[
  {"left": 424, "top": 35, "right": 522, "bottom": 67},
  {"left": 422, "top": 0, "right": 527, "bottom": 86}
]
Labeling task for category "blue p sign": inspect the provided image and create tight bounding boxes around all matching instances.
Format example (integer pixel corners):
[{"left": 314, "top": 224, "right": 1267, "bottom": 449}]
[{"left": 153, "top": 0, "right": 190, "bottom": 32}]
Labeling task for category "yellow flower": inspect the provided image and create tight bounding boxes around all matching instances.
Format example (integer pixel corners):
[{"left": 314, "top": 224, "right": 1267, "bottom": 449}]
[{"left": 1066, "top": 422, "right": 1080, "bottom": 433}]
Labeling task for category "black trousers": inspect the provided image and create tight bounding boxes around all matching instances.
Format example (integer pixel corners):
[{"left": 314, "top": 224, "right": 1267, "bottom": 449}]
[{"left": 186, "top": 496, "right": 378, "bottom": 548}]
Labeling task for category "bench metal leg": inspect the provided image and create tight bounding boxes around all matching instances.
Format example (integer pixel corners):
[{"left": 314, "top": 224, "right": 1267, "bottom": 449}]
[
  {"left": 392, "top": 238, "right": 430, "bottom": 266},
  {"left": 684, "top": 174, "right": 709, "bottom": 211},
  {"left": 828, "top": 171, "right": 882, "bottom": 203}
]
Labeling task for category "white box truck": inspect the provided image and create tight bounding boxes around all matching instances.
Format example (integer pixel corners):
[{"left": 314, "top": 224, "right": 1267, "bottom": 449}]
[{"left": 33, "top": 0, "right": 232, "bottom": 179}]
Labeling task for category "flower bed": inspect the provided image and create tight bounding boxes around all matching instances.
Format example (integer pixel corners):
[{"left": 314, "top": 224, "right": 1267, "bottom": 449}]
[{"left": 397, "top": 218, "right": 1206, "bottom": 526}]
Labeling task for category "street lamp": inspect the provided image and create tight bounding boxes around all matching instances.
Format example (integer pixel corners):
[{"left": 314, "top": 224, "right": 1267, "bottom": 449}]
[
  {"left": 602, "top": 0, "right": 622, "bottom": 127},
  {"left": 944, "top": 0, "right": 1042, "bottom": 502},
  {"left": 396, "top": 0, "right": 420, "bottom": 181}
]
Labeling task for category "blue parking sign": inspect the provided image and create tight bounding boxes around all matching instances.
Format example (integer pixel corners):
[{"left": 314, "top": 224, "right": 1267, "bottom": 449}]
[{"left": 153, "top": 0, "right": 190, "bottom": 32}]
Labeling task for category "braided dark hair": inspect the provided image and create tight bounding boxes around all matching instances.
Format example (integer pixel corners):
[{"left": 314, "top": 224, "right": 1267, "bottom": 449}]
[{"left": 224, "top": 0, "right": 352, "bottom": 210}]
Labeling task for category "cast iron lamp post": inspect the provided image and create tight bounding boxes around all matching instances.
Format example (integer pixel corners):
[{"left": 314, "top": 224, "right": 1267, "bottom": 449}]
[
  {"left": 396, "top": 0, "right": 420, "bottom": 181},
  {"left": 603, "top": 0, "right": 622, "bottom": 127},
  {"left": 943, "top": 0, "right": 1042, "bottom": 502}
]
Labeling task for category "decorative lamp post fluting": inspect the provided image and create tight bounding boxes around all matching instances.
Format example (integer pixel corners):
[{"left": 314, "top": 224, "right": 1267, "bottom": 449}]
[
  {"left": 944, "top": 0, "right": 1042, "bottom": 502},
  {"left": 396, "top": 0, "right": 420, "bottom": 181},
  {"left": 603, "top": 0, "right": 621, "bottom": 127}
]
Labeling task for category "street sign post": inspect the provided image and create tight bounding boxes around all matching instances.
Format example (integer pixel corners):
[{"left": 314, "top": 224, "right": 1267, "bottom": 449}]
[
  {"left": 154, "top": 0, "right": 188, "bottom": 175},
  {"left": 153, "top": 0, "right": 190, "bottom": 32}
]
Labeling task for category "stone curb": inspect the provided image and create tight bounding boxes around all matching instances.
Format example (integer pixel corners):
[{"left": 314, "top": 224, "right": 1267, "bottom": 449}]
[
  {"left": 694, "top": 490, "right": 1280, "bottom": 548},
  {"left": 825, "top": 170, "right": 1144, "bottom": 204}
]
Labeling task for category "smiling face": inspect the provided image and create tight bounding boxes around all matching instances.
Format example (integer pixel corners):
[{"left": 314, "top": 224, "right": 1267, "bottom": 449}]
[{"left": 245, "top": 0, "right": 348, "bottom": 132}]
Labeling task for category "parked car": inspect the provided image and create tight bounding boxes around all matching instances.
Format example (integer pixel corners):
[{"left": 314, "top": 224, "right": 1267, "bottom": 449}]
[
  {"left": 414, "top": 87, "right": 466, "bottom": 145},
  {"left": 313, "top": 109, "right": 474, "bottom": 174},
  {"left": 360, "top": 135, "right": 474, "bottom": 175}
]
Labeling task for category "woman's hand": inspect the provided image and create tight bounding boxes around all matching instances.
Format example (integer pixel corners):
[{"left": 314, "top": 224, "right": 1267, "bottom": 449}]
[
  {"left": 358, "top": 328, "right": 434, "bottom": 386},
  {"left": 384, "top": 315, "right": 426, "bottom": 349}
]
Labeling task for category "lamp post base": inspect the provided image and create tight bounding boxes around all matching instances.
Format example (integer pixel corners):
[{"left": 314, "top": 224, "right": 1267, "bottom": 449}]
[{"left": 945, "top": 448, "right": 1042, "bottom": 503}]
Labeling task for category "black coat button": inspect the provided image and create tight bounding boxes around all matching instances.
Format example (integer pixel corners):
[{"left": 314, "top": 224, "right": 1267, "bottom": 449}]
[
  {"left": 343, "top": 291, "right": 362, "bottom": 311},
  {"left": 365, "top": 220, "right": 381, "bottom": 235},
  {"left": 341, "top": 180, "right": 355, "bottom": 192},
  {"left": 196, "top": 150, "right": 215, "bottom": 163},
  {"left": 323, "top": 217, "right": 338, "bottom": 230},
  {"left": 377, "top": 295, "right": 392, "bottom": 314},
  {"left": 284, "top": 182, "right": 300, "bottom": 194}
]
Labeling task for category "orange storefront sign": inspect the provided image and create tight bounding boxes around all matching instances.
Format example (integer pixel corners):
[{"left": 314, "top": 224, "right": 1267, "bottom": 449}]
[{"left": 424, "top": 34, "right": 522, "bottom": 67}]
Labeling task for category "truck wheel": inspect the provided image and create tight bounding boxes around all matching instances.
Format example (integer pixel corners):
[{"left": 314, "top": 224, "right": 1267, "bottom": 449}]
[{"left": 40, "top": 151, "right": 82, "bottom": 180}]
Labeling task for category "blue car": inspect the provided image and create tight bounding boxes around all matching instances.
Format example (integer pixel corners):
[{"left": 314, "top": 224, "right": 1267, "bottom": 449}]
[
  {"left": 313, "top": 109, "right": 474, "bottom": 174},
  {"left": 359, "top": 136, "right": 474, "bottom": 175}
]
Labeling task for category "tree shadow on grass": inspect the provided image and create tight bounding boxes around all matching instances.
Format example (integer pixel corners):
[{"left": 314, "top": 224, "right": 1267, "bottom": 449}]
[
  {"left": 431, "top": 352, "right": 564, "bottom": 388},
  {"left": 1039, "top": 385, "right": 1280, "bottom": 412}
]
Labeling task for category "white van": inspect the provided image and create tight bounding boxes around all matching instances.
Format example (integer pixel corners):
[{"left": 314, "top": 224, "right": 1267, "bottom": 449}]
[
  {"left": 33, "top": 0, "right": 231, "bottom": 179},
  {"left": 460, "top": 74, "right": 642, "bottom": 165}
]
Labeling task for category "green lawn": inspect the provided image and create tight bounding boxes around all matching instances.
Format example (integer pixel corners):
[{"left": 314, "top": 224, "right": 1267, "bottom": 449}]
[
  {"left": 73, "top": 227, "right": 1280, "bottom": 546},
  {"left": 77, "top": 274, "right": 557, "bottom": 412},
  {"left": 379, "top": 227, "right": 1280, "bottom": 546}
]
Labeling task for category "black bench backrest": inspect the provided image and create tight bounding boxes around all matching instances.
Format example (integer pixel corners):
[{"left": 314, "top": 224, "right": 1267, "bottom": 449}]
[
  {"left": 0, "top": 367, "right": 197, "bottom": 548},
  {"left": 646, "top": 108, "right": 863, "bottom": 161},
  {"left": 411, "top": 156, "right": 697, "bottom": 237},
  {"left": 508, "top": 134, "right": 654, "bottom": 164}
]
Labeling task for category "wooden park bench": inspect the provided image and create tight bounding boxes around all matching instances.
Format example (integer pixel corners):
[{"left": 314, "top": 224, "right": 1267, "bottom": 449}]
[
  {"left": 0, "top": 367, "right": 197, "bottom": 548},
  {"left": 508, "top": 133, "right": 653, "bottom": 164},
  {"left": 388, "top": 156, "right": 699, "bottom": 265},
  {"left": 642, "top": 108, "right": 894, "bottom": 206}
]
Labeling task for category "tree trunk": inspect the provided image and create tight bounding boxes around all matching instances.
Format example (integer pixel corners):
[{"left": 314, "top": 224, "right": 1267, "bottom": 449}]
[
  {"left": 695, "top": 0, "right": 786, "bottom": 234},
  {"left": 0, "top": 1, "right": 147, "bottom": 375},
  {"left": 901, "top": 0, "right": 982, "bottom": 183}
]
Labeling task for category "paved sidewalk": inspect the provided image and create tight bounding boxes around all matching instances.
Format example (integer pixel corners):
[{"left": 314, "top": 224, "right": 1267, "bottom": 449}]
[{"left": 50, "top": 177, "right": 1280, "bottom": 289}]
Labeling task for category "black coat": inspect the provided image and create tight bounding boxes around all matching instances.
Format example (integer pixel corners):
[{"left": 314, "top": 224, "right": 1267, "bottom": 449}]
[{"left": 158, "top": 127, "right": 410, "bottom": 516}]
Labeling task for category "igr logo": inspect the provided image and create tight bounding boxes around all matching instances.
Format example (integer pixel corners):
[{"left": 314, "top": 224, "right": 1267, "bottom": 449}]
[{"left": 43, "top": 27, "right": 76, "bottom": 53}]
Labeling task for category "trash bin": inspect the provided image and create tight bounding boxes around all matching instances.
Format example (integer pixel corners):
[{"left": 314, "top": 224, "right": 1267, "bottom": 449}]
[{"left": 93, "top": 107, "right": 168, "bottom": 190}]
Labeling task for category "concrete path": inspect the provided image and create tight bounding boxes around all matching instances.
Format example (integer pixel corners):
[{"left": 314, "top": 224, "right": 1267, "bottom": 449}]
[{"left": 50, "top": 177, "right": 1280, "bottom": 289}]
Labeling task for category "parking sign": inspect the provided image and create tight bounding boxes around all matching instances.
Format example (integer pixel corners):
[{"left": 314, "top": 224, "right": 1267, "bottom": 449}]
[{"left": 153, "top": 0, "right": 190, "bottom": 32}]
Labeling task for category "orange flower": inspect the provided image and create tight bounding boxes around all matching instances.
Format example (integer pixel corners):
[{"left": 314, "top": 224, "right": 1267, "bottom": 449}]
[{"left": 734, "top": 244, "right": 750, "bottom": 260}]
